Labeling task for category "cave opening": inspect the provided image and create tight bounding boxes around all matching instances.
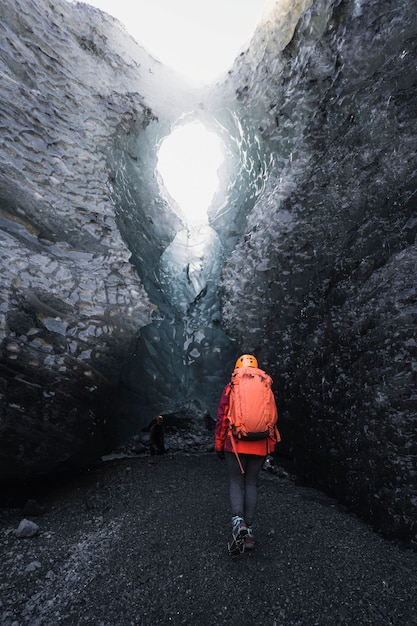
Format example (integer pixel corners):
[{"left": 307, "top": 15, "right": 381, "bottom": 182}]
[
  {"left": 109, "top": 109, "right": 272, "bottom": 428},
  {"left": 156, "top": 120, "right": 225, "bottom": 227}
]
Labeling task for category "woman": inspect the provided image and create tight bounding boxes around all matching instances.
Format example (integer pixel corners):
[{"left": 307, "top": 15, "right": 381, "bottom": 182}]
[{"left": 215, "top": 354, "right": 280, "bottom": 556}]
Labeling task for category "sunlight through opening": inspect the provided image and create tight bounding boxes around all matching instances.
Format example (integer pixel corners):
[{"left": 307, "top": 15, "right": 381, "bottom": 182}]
[{"left": 157, "top": 121, "right": 225, "bottom": 227}]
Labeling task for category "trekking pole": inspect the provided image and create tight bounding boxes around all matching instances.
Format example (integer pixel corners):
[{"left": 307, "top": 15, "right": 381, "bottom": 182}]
[{"left": 230, "top": 435, "right": 245, "bottom": 475}]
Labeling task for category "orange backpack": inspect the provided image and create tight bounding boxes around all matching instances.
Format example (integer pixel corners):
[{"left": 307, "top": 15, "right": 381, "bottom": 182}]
[{"left": 227, "top": 366, "right": 279, "bottom": 452}]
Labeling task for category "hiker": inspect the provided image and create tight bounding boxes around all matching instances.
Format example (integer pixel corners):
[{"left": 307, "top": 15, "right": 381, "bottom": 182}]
[
  {"left": 149, "top": 415, "right": 166, "bottom": 456},
  {"left": 215, "top": 354, "right": 280, "bottom": 555}
]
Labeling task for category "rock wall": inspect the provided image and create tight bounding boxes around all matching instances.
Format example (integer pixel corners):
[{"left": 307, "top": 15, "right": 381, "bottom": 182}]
[
  {"left": 0, "top": 0, "right": 180, "bottom": 486},
  {"left": 217, "top": 0, "right": 417, "bottom": 546}
]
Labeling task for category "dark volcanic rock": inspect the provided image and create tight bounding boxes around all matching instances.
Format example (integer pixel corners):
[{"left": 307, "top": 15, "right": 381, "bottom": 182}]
[{"left": 1, "top": 455, "right": 417, "bottom": 626}]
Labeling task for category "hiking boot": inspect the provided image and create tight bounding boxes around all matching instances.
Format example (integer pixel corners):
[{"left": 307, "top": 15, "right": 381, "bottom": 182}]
[
  {"left": 231, "top": 516, "right": 248, "bottom": 541},
  {"left": 227, "top": 516, "right": 248, "bottom": 556},
  {"left": 227, "top": 534, "right": 243, "bottom": 557},
  {"left": 243, "top": 527, "right": 256, "bottom": 552}
]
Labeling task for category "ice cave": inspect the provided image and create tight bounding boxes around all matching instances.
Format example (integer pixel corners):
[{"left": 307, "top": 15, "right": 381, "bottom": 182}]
[{"left": 0, "top": 0, "right": 416, "bottom": 548}]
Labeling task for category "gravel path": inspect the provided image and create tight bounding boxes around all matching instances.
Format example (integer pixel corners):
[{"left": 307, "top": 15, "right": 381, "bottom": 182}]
[{"left": 1, "top": 453, "right": 417, "bottom": 626}]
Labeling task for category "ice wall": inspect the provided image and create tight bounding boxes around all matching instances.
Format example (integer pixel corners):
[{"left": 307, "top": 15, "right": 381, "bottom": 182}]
[
  {"left": 216, "top": 0, "right": 417, "bottom": 545},
  {"left": 0, "top": 0, "right": 416, "bottom": 547},
  {"left": 0, "top": 0, "right": 271, "bottom": 481},
  {"left": 109, "top": 106, "right": 272, "bottom": 421},
  {"left": 0, "top": 0, "right": 191, "bottom": 483}
]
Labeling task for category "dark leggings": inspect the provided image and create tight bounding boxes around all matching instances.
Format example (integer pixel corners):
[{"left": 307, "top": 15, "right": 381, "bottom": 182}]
[{"left": 225, "top": 452, "right": 265, "bottom": 526}]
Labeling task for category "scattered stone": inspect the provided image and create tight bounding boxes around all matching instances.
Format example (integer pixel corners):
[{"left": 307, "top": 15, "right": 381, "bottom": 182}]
[
  {"left": 15, "top": 519, "right": 40, "bottom": 538},
  {"left": 25, "top": 560, "right": 42, "bottom": 573}
]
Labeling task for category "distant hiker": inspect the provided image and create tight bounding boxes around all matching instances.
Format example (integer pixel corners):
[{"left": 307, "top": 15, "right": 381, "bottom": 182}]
[
  {"left": 149, "top": 415, "right": 166, "bottom": 456},
  {"left": 215, "top": 354, "right": 280, "bottom": 556}
]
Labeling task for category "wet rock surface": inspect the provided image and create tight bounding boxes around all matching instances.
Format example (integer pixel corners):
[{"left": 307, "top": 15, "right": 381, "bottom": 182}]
[{"left": 1, "top": 454, "right": 417, "bottom": 626}]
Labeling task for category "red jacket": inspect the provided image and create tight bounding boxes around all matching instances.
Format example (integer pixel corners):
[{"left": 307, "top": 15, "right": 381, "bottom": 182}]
[{"left": 215, "top": 383, "right": 279, "bottom": 456}]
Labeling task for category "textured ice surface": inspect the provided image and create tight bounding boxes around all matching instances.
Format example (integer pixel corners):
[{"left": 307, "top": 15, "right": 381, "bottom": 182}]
[{"left": 0, "top": 0, "right": 416, "bottom": 546}]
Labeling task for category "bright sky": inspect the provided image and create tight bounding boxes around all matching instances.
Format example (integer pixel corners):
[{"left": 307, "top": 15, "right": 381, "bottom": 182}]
[
  {"left": 83, "top": 0, "right": 272, "bottom": 86},
  {"left": 157, "top": 122, "right": 224, "bottom": 225}
]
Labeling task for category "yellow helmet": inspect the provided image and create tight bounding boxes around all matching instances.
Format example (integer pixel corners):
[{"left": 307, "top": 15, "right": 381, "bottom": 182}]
[{"left": 235, "top": 354, "right": 258, "bottom": 369}]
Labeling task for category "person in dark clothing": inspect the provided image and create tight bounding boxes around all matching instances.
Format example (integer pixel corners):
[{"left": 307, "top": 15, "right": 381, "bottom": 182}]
[
  {"left": 215, "top": 354, "right": 279, "bottom": 556},
  {"left": 149, "top": 415, "right": 166, "bottom": 456}
]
